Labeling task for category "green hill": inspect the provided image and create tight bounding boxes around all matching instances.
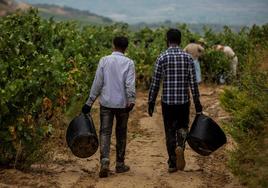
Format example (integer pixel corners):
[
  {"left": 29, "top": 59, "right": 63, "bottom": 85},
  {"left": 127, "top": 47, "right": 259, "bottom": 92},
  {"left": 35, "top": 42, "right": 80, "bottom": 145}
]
[
  {"left": 0, "top": 1, "right": 113, "bottom": 25},
  {"left": 34, "top": 4, "right": 113, "bottom": 25}
]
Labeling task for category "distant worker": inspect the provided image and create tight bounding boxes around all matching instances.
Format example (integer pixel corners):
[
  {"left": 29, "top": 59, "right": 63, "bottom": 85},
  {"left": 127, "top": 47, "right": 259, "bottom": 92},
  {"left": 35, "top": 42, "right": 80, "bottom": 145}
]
[
  {"left": 184, "top": 39, "right": 205, "bottom": 84},
  {"left": 214, "top": 44, "right": 238, "bottom": 77}
]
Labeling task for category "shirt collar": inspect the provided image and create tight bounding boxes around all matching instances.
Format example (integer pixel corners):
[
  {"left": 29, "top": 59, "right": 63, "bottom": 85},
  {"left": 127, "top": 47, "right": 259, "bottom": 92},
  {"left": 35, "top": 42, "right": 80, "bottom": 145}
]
[
  {"left": 168, "top": 45, "right": 180, "bottom": 49},
  {"left": 112, "top": 51, "right": 125, "bottom": 56}
]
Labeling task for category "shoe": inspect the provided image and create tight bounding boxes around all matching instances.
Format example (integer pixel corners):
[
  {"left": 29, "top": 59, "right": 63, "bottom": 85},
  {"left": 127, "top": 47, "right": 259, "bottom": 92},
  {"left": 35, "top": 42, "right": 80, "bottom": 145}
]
[
  {"left": 168, "top": 166, "right": 178, "bottom": 173},
  {"left": 175, "top": 146, "right": 186, "bottom": 171},
  {"left": 99, "top": 169, "right": 108, "bottom": 178},
  {"left": 115, "top": 163, "right": 130, "bottom": 173},
  {"left": 99, "top": 161, "right": 109, "bottom": 178},
  {"left": 168, "top": 160, "right": 177, "bottom": 173}
]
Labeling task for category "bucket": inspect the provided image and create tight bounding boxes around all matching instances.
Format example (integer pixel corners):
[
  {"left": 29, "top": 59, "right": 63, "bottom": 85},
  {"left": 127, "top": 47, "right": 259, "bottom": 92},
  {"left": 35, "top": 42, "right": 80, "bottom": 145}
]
[
  {"left": 66, "top": 114, "right": 99, "bottom": 158},
  {"left": 187, "top": 114, "right": 227, "bottom": 156}
]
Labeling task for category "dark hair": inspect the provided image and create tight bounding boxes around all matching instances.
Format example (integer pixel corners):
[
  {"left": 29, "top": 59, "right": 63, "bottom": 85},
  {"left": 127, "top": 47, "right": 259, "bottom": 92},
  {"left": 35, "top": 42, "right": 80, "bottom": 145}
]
[
  {"left": 189, "top": 38, "right": 196, "bottom": 43},
  {"left": 113, "top": 36, "right": 129, "bottom": 51},
  {"left": 167, "top": 28, "right": 181, "bottom": 45},
  {"left": 214, "top": 40, "right": 221, "bottom": 45}
]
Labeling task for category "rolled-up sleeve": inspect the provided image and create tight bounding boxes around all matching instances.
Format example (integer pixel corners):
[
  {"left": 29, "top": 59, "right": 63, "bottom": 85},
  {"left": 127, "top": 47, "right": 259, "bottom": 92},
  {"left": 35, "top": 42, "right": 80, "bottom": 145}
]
[{"left": 125, "top": 60, "right": 136, "bottom": 104}]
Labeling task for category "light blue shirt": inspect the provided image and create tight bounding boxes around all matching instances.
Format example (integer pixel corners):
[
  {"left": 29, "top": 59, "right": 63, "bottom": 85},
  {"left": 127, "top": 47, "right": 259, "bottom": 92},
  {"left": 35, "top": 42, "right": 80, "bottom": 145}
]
[{"left": 86, "top": 51, "right": 136, "bottom": 108}]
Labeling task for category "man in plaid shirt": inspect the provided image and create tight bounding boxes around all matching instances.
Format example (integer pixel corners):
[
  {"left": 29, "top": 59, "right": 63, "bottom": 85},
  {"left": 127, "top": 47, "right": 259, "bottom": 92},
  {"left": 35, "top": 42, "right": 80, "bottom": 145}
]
[{"left": 148, "top": 28, "right": 203, "bottom": 173}]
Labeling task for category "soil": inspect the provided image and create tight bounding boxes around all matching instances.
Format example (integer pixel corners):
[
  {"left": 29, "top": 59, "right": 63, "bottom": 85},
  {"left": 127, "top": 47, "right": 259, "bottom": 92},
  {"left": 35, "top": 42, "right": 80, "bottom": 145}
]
[{"left": 0, "top": 84, "right": 244, "bottom": 188}]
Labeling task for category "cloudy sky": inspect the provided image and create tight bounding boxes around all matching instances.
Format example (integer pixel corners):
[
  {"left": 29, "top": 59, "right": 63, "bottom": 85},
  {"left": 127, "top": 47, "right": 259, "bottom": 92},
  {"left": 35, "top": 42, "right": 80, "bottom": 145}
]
[{"left": 18, "top": 0, "right": 268, "bottom": 25}]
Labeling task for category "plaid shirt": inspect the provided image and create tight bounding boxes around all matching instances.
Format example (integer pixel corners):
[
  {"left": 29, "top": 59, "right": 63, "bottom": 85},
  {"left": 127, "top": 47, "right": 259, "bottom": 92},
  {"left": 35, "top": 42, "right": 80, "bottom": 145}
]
[{"left": 149, "top": 46, "right": 200, "bottom": 105}]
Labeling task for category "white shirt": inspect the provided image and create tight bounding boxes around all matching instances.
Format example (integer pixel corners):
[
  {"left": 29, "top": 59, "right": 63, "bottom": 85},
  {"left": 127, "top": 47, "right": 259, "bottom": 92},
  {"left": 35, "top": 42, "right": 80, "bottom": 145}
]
[
  {"left": 223, "top": 46, "right": 236, "bottom": 58},
  {"left": 215, "top": 45, "right": 236, "bottom": 58},
  {"left": 86, "top": 51, "right": 136, "bottom": 108}
]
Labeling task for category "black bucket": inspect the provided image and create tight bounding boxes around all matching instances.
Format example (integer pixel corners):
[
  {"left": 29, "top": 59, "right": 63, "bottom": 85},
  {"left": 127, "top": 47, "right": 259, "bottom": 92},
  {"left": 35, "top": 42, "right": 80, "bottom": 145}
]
[
  {"left": 187, "top": 114, "right": 227, "bottom": 156},
  {"left": 66, "top": 114, "right": 99, "bottom": 158}
]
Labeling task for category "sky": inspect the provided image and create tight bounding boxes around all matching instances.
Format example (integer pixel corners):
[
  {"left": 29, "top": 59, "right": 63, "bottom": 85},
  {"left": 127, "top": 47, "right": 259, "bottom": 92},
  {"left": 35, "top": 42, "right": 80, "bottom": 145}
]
[{"left": 18, "top": 0, "right": 268, "bottom": 25}]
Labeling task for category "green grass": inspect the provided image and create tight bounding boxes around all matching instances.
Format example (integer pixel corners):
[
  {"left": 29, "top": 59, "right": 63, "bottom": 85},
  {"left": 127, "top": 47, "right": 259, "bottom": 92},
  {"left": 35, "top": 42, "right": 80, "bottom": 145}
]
[{"left": 220, "top": 50, "right": 268, "bottom": 188}]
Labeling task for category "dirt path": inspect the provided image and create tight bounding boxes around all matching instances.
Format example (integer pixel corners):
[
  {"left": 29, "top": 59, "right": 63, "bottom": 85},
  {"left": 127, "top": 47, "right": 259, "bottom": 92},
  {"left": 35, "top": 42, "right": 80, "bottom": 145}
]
[{"left": 0, "top": 85, "right": 243, "bottom": 188}]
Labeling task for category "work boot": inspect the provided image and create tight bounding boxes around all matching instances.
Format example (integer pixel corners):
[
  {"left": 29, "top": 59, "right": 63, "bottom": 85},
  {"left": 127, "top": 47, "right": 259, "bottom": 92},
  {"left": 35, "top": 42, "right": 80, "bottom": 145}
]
[
  {"left": 115, "top": 162, "right": 130, "bottom": 173},
  {"left": 167, "top": 156, "right": 178, "bottom": 173},
  {"left": 99, "top": 159, "right": 109, "bottom": 178},
  {"left": 177, "top": 128, "right": 188, "bottom": 150},
  {"left": 168, "top": 164, "right": 178, "bottom": 173},
  {"left": 175, "top": 146, "right": 186, "bottom": 171}
]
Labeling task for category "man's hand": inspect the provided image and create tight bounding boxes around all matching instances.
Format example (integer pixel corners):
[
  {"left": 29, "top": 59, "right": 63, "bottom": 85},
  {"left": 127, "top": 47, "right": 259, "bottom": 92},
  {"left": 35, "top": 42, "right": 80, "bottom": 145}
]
[
  {"left": 194, "top": 98, "right": 203, "bottom": 114},
  {"left": 148, "top": 102, "right": 155, "bottom": 117},
  {"left": 82, "top": 104, "right": 91, "bottom": 114},
  {"left": 126, "top": 103, "right": 135, "bottom": 113}
]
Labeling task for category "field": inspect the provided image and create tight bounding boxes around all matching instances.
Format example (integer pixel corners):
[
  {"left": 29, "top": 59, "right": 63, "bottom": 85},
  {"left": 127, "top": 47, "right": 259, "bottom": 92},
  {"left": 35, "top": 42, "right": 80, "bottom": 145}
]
[
  {"left": 1, "top": 86, "right": 243, "bottom": 188},
  {"left": 0, "top": 9, "right": 267, "bottom": 188}
]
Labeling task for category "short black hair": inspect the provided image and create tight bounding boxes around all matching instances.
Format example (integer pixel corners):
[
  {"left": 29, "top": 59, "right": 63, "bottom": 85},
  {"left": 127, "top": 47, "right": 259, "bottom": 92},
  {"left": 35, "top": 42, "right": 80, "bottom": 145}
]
[
  {"left": 189, "top": 38, "right": 196, "bottom": 43},
  {"left": 167, "top": 28, "right": 181, "bottom": 45},
  {"left": 113, "top": 36, "right": 129, "bottom": 51}
]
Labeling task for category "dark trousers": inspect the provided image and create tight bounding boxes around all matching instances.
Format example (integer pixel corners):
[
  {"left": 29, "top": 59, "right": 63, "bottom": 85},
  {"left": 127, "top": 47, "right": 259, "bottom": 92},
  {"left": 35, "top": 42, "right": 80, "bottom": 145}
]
[
  {"left": 99, "top": 105, "right": 129, "bottom": 164},
  {"left": 161, "top": 102, "right": 190, "bottom": 165}
]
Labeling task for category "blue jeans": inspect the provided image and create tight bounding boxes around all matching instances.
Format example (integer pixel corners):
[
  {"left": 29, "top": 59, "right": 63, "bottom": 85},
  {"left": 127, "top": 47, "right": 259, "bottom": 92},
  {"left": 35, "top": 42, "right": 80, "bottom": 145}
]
[{"left": 99, "top": 106, "right": 129, "bottom": 164}]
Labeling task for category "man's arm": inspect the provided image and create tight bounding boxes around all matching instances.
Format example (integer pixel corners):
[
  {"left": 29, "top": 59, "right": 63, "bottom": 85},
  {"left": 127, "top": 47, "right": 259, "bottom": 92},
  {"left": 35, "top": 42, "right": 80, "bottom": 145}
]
[
  {"left": 85, "top": 59, "right": 104, "bottom": 106},
  {"left": 125, "top": 60, "right": 136, "bottom": 106},
  {"left": 188, "top": 58, "right": 202, "bottom": 113},
  {"left": 149, "top": 56, "right": 163, "bottom": 103},
  {"left": 148, "top": 56, "right": 163, "bottom": 116}
]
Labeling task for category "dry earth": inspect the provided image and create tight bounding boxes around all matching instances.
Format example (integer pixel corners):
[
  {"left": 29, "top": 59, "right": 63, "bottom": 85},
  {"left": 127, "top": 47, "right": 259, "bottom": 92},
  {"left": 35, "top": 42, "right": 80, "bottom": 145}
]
[{"left": 0, "top": 85, "right": 244, "bottom": 188}]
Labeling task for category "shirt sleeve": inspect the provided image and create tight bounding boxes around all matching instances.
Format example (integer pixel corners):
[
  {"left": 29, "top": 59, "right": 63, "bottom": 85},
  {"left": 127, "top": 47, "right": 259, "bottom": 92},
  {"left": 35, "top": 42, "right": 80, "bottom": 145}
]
[
  {"left": 86, "top": 58, "right": 104, "bottom": 106},
  {"left": 125, "top": 60, "right": 136, "bottom": 104},
  {"left": 188, "top": 57, "right": 200, "bottom": 100},
  {"left": 148, "top": 56, "right": 163, "bottom": 103}
]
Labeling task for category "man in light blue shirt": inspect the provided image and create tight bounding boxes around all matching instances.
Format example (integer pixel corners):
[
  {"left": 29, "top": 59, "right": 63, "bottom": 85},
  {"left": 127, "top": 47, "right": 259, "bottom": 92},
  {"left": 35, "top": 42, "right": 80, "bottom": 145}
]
[{"left": 82, "top": 36, "right": 136, "bottom": 178}]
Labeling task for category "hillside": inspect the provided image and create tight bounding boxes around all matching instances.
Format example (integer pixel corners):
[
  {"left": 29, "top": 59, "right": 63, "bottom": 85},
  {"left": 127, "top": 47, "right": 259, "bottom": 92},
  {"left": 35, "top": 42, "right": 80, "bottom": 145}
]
[
  {"left": 0, "top": 0, "right": 17, "bottom": 16},
  {"left": 0, "top": 0, "right": 113, "bottom": 25},
  {"left": 34, "top": 4, "right": 113, "bottom": 25}
]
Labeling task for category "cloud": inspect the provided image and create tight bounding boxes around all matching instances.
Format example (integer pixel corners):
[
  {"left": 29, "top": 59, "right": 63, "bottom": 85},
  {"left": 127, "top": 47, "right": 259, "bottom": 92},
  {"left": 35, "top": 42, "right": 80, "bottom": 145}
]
[{"left": 108, "top": 13, "right": 128, "bottom": 21}]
